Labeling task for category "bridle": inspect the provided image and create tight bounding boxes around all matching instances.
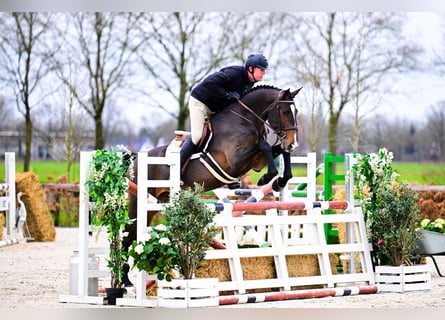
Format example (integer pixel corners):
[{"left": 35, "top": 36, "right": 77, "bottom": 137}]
[{"left": 229, "top": 93, "right": 298, "bottom": 143}]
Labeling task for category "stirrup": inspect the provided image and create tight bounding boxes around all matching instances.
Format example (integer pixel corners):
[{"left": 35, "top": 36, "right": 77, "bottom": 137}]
[{"left": 227, "top": 181, "right": 241, "bottom": 190}]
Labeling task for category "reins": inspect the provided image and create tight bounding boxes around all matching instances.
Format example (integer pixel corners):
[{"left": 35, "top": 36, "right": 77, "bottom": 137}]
[{"left": 230, "top": 96, "right": 297, "bottom": 141}]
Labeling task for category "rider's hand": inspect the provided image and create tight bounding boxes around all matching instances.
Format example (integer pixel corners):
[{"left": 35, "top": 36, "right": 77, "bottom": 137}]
[{"left": 227, "top": 91, "right": 240, "bottom": 101}]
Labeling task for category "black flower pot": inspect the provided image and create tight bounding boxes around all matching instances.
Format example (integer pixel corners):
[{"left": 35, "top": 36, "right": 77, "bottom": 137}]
[{"left": 105, "top": 287, "right": 126, "bottom": 305}]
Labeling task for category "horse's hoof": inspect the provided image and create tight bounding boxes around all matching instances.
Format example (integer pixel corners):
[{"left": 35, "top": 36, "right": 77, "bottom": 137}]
[{"left": 272, "top": 180, "right": 284, "bottom": 192}]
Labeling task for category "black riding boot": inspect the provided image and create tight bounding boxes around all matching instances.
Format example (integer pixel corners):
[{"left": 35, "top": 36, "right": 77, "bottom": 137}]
[{"left": 180, "top": 139, "right": 196, "bottom": 168}]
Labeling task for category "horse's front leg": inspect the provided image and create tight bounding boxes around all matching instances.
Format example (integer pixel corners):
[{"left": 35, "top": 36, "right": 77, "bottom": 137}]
[
  {"left": 272, "top": 151, "right": 292, "bottom": 192},
  {"left": 257, "top": 141, "right": 278, "bottom": 186}
]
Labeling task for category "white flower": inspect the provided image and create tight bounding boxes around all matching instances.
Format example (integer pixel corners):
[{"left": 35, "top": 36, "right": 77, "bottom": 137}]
[
  {"left": 154, "top": 224, "right": 167, "bottom": 232},
  {"left": 116, "top": 144, "right": 131, "bottom": 154},
  {"left": 159, "top": 237, "right": 171, "bottom": 245},
  {"left": 142, "top": 232, "right": 152, "bottom": 242},
  {"left": 134, "top": 244, "right": 144, "bottom": 254},
  {"left": 127, "top": 256, "right": 134, "bottom": 268}
]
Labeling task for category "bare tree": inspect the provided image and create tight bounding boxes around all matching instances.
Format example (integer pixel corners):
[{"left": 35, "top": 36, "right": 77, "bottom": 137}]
[
  {"left": 35, "top": 97, "right": 92, "bottom": 182},
  {"left": 225, "top": 12, "right": 296, "bottom": 85},
  {"left": 425, "top": 101, "right": 445, "bottom": 162},
  {"left": 0, "top": 95, "right": 17, "bottom": 130},
  {"left": 432, "top": 14, "right": 445, "bottom": 75},
  {"left": 136, "top": 12, "right": 293, "bottom": 133},
  {"left": 136, "top": 12, "right": 236, "bottom": 131},
  {"left": 289, "top": 13, "right": 421, "bottom": 154},
  {"left": 58, "top": 12, "right": 144, "bottom": 149},
  {"left": 0, "top": 13, "right": 56, "bottom": 170}
]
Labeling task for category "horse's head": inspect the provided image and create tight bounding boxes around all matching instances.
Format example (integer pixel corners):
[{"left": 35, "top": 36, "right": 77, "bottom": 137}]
[{"left": 266, "top": 87, "right": 302, "bottom": 153}]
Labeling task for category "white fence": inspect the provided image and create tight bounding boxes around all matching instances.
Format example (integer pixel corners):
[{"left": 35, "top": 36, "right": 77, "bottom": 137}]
[
  {"left": 0, "top": 152, "right": 17, "bottom": 247},
  {"left": 60, "top": 149, "right": 373, "bottom": 307}
]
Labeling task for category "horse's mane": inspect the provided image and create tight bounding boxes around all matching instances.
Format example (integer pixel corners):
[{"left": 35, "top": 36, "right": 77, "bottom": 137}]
[{"left": 240, "top": 84, "right": 281, "bottom": 98}]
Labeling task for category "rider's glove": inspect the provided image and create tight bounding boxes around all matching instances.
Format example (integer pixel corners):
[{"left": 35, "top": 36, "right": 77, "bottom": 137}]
[{"left": 227, "top": 91, "right": 240, "bottom": 101}]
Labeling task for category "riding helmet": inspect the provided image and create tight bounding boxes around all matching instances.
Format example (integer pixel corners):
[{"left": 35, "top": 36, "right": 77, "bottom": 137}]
[{"left": 245, "top": 53, "right": 269, "bottom": 70}]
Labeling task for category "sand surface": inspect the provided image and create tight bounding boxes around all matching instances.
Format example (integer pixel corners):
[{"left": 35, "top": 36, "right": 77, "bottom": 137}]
[{"left": 1, "top": 227, "right": 445, "bottom": 308}]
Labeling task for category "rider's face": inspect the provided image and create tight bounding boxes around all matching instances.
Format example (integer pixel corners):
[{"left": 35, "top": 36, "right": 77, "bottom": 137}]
[{"left": 249, "top": 66, "right": 266, "bottom": 82}]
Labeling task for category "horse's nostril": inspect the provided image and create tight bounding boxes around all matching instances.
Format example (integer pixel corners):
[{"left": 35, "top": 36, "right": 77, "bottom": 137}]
[{"left": 287, "top": 142, "right": 298, "bottom": 152}]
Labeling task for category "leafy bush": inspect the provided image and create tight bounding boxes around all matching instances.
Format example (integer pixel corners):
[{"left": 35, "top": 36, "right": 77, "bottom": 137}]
[
  {"left": 349, "top": 148, "right": 422, "bottom": 266},
  {"left": 371, "top": 183, "right": 421, "bottom": 265},
  {"left": 164, "top": 183, "right": 219, "bottom": 279},
  {"left": 127, "top": 224, "right": 178, "bottom": 281}
]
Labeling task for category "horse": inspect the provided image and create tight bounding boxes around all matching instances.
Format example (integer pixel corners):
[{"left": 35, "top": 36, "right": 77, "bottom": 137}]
[{"left": 122, "top": 85, "right": 302, "bottom": 286}]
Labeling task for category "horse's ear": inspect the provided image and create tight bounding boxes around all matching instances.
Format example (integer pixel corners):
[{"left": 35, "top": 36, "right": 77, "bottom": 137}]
[
  {"left": 278, "top": 89, "right": 289, "bottom": 100},
  {"left": 291, "top": 87, "right": 303, "bottom": 97}
]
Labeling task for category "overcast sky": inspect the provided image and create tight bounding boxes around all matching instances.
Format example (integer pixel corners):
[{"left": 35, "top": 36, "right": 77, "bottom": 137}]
[{"left": 381, "top": 13, "right": 443, "bottom": 122}]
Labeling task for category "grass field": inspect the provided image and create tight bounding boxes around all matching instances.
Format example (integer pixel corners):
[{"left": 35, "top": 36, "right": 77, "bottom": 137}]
[
  {"left": 0, "top": 160, "right": 81, "bottom": 183},
  {"left": 1, "top": 159, "right": 444, "bottom": 185}
]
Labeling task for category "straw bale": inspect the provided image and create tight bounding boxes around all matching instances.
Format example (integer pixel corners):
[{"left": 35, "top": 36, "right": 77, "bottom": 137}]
[
  {"left": 0, "top": 212, "right": 4, "bottom": 239},
  {"left": 195, "top": 253, "right": 342, "bottom": 294},
  {"left": 146, "top": 280, "right": 158, "bottom": 297},
  {"left": 1, "top": 188, "right": 6, "bottom": 239},
  {"left": 15, "top": 172, "right": 56, "bottom": 242}
]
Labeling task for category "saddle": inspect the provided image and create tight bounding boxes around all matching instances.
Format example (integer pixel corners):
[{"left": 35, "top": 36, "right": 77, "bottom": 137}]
[
  {"left": 173, "top": 122, "right": 241, "bottom": 189},
  {"left": 174, "top": 120, "right": 211, "bottom": 150}
]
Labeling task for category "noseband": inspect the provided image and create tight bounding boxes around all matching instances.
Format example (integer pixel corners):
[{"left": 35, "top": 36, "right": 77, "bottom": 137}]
[{"left": 265, "top": 100, "right": 298, "bottom": 142}]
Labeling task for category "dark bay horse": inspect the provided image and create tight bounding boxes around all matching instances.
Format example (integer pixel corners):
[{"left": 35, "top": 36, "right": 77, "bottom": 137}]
[{"left": 122, "top": 85, "right": 302, "bottom": 285}]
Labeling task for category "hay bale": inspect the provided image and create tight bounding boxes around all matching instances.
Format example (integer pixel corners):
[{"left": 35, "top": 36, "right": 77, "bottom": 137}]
[
  {"left": 0, "top": 212, "right": 4, "bottom": 239},
  {"left": 146, "top": 280, "right": 158, "bottom": 297},
  {"left": 16, "top": 172, "right": 56, "bottom": 242},
  {"left": 196, "top": 253, "right": 342, "bottom": 294}
]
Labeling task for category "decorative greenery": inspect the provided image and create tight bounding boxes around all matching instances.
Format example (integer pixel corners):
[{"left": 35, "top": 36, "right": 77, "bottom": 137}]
[
  {"left": 165, "top": 183, "right": 218, "bottom": 279},
  {"left": 421, "top": 218, "right": 445, "bottom": 234},
  {"left": 85, "top": 146, "right": 134, "bottom": 288},
  {"left": 349, "top": 148, "right": 421, "bottom": 266},
  {"left": 128, "top": 183, "right": 218, "bottom": 280},
  {"left": 127, "top": 224, "right": 178, "bottom": 281},
  {"left": 370, "top": 183, "right": 421, "bottom": 266},
  {"left": 349, "top": 148, "right": 399, "bottom": 222}
]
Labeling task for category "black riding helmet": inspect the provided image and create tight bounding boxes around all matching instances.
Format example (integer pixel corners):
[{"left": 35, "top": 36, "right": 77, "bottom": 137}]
[{"left": 245, "top": 53, "right": 269, "bottom": 70}]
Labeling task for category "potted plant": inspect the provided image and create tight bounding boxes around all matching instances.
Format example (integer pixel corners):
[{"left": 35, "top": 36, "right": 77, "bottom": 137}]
[
  {"left": 369, "top": 182, "right": 422, "bottom": 266},
  {"left": 349, "top": 148, "right": 421, "bottom": 266},
  {"left": 349, "top": 148, "right": 429, "bottom": 292},
  {"left": 128, "top": 182, "right": 219, "bottom": 307},
  {"left": 416, "top": 218, "right": 445, "bottom": 255},
  {"left": 85, "top": 146, "right": 134, "bottom": 305}
]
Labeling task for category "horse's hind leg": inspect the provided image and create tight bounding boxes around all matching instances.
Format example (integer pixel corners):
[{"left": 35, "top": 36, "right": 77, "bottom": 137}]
[{"left": 257, "top": 141, "right": 278, "bottom": 186}]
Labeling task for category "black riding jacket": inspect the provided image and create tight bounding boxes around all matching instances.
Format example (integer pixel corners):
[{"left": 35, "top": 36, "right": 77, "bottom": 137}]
[{"left": 191, "top": 66, "right": 255, "bottom": 113}]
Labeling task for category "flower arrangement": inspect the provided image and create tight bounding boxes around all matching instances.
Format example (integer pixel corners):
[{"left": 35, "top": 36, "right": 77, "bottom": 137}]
[
  {"left": 85, "top": 146, "right": 134, "bottom": 288},
  {"left": 128, "top": 183, "right": 218, "bottom": 280},
  {"left": 349, "top": 148, "right": 421, "bottom": 266},
  {"left": 349, "top": 148, "right": 398, "bottom": 222},
  {"left": 420, "top": 218, "right": 445, "bottom": 234}
]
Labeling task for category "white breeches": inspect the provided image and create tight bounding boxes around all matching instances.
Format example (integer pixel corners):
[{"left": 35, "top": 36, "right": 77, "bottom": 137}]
[{"left": 188, "top": 96, "right": 214, "bottom": 145}]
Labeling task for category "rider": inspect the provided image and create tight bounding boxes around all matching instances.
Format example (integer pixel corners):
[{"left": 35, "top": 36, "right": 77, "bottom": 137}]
[{"left": 180, "top": 53, "right": 269, "bottom": 170}]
